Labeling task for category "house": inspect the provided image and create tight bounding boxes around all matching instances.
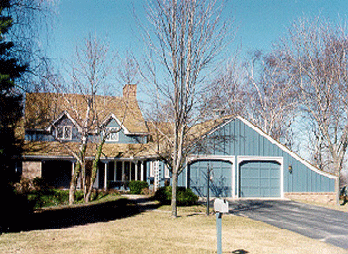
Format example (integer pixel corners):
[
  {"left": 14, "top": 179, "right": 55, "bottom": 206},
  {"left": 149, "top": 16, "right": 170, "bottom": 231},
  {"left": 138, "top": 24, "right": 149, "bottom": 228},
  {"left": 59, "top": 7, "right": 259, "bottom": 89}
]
[
  {"left": 178, "top": 116, "right": 337, "bottom": 204},
  {"left": 20, "top": 86, "right": 337, "bottom": 203},
  {"left": 21, "top": 84, "right": 170, "bottom": 191}
]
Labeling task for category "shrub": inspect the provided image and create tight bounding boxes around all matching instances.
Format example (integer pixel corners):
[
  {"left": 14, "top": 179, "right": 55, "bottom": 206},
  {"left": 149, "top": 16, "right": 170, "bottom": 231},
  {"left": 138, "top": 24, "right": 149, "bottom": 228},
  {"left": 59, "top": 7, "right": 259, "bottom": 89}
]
[
  {"left": 14, "top": 177, "right": 49, "bottom": 194},
  {"left": 129, "top": 181, "right": 149, "bottom": 194},
  {"left": 154, "top": 186, "right": 198, "bottom": 206}
]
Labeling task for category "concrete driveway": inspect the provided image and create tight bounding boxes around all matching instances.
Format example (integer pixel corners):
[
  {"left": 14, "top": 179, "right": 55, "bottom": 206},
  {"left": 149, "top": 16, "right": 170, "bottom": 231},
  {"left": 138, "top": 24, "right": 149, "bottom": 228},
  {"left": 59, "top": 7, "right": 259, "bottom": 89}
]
[{"left": 229, "top": 200, "right": 348, "bottom": 250}]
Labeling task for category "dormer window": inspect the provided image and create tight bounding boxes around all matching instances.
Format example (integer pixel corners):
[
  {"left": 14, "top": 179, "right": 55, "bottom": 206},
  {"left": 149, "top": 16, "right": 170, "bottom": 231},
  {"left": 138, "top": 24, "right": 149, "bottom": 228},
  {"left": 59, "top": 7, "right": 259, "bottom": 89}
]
[
  {"left": 56, "top": 126, "right": 72, "bottom": 140},
  {"left": 104, "top": 127, "right": 119, "bottom": 141}
]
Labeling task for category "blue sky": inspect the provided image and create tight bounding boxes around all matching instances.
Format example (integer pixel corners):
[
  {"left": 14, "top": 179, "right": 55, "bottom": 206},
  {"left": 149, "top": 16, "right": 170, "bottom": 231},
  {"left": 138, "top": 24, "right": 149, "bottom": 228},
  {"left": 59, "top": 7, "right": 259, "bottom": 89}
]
[{"left": 48, "top": 0, "right": 348, "bottom": 62}]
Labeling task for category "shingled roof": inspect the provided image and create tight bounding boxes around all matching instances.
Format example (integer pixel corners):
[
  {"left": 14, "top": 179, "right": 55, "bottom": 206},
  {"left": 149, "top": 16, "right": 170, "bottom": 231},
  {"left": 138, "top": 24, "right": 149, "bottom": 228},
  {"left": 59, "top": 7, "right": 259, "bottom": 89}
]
[
  {"left": 22, "top": 141, "right": 156, "bottom": 159},
  {"left": 24, "top": 85, "right": 148, "bottom": 134}
]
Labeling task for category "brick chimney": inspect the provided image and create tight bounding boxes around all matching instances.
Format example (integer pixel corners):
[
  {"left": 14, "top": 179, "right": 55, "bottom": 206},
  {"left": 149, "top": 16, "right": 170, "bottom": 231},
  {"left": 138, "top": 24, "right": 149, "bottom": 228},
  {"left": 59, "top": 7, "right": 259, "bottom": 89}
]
[{"left": 123, "top": 84, "right": 137, "bottom": 100}]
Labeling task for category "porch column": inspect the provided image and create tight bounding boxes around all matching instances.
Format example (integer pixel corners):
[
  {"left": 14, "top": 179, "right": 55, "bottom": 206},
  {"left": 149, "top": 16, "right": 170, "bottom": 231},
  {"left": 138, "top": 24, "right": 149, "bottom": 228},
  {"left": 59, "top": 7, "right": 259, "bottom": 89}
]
[
  {"left": 114, "top": 161, "right": 117, "bottom": 181},
  {"left": 122, "top": 161, "right": 125, "bottom": 186},
  {"left": 104, "top": 161, "right": 108, "bottom": 191},
  {"left": 140, "top": 161, "right": 144, "bottom": 181},
  {"left": 135, "top": 161, "right": 138, "bottom": 181}
]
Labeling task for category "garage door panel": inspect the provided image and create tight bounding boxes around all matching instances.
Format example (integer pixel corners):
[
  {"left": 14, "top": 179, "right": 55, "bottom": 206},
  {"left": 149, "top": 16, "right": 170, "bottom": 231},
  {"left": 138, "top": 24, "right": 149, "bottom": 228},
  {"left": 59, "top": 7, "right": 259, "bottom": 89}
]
[
  {"left": 270, "top": 169, "right": 280, "bottom": 178},
  {"left": 189, "top": 160, "right": 232, "bottom": 197},
  {"left": 240, "top": 161, "right": 281, "bottom": 198},
  {"left": 260, "top": 170, "right": 270, "bottom": 178},
  {"left": 260, "top": 180, "right": 270, "bottom": 187}
]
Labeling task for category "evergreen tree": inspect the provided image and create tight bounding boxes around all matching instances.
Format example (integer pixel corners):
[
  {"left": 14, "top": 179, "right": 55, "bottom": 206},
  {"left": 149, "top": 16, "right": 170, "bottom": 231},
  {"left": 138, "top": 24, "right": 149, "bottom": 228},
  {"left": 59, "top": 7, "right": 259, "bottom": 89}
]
[{"left": 0, "top": 0, "right": 27, "bottom": 181}]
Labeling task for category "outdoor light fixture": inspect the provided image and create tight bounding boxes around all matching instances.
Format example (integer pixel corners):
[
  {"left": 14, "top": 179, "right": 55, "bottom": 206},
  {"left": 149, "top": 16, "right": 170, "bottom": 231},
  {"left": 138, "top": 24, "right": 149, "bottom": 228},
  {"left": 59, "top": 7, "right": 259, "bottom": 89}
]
[{"left": 288, "top": 165, "right": 292, "bottom": 174}]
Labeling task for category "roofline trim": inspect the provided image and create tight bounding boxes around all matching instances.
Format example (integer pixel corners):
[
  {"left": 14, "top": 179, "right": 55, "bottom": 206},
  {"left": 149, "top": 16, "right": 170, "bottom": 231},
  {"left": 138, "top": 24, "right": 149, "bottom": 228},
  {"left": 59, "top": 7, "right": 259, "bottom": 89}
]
[
  {"left": 102, "top": 113, "right": 131, "bottom": 134},
  {"left": 206, "top": 115, "right": 337, "bottom": 180},
  {"left": 46, "top": 111, "right": 83, "bottom": 132},
  {"left": 236, "top": 116, "right": 337, "bottom": 179}
]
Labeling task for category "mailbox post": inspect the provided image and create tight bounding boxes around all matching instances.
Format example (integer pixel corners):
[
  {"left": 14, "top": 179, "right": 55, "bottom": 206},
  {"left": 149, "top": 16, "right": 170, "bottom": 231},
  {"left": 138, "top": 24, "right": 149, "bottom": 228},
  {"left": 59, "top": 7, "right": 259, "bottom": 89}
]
[{"left": 214, "top": 198, "right": 229, "bottom": 254}]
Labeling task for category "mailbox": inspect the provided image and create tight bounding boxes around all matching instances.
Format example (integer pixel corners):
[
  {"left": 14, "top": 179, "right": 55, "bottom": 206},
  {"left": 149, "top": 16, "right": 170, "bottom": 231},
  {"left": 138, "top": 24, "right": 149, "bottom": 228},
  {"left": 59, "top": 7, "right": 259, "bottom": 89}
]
[{"left": 214, "top": 198, "right": 229, "bottom": 214}]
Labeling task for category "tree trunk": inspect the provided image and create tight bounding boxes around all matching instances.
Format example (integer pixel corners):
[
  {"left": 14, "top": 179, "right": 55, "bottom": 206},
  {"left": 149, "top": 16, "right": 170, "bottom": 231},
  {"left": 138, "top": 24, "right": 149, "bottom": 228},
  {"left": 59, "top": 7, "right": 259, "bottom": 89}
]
[
  {"left": 69, "top": 144, "right": 86, "bottom": 205},
  {"left": 68, "top": 179, "right": 76, "bottom": 205},
  {"left": 69, "top": 161, "right": 81, "bottom": 205},
  {"left": 333, "top": 160, "right": 342, "bottom": 206},
  {"left": 335, "top": 176, "right": 340, "bottom": 206},
  {"left": 171, "top": 168, "right": 178, "bottom": 218},
  {"left": 86, "top": 138, "right": 105, "bottom": 202},
  {"left": 85, "top": 154, "right": 100, "bottom": 202}
]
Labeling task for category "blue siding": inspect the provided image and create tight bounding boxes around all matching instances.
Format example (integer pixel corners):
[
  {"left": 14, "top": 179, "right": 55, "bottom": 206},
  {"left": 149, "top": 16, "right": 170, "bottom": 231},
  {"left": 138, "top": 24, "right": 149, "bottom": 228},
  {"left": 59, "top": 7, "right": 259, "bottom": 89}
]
[{"left": 184, "top": 118, "right": 336, "bottom": 195}]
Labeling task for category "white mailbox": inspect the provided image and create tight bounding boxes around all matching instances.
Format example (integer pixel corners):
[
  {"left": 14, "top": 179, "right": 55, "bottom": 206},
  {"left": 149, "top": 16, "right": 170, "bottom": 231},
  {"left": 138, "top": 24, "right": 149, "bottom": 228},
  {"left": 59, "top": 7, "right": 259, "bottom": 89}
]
[{"left": 214, "top": 198, "right": 229, "bottom": 214}]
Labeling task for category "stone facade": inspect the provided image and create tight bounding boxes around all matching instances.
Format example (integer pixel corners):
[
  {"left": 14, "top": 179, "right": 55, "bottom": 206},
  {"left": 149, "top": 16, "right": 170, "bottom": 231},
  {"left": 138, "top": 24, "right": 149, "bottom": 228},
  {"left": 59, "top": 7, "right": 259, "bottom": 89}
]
[
  {"left": 22, "top": 161, "right": 42, "bottom": 179},
  {"left": 284, "top": 192, "right": 336, "bottom": 205}
]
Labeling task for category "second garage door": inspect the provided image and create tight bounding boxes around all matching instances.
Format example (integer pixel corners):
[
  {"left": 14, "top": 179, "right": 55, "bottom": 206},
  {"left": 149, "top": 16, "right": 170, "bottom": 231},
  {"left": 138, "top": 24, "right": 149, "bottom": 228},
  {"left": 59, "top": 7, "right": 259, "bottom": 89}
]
[{"left": 239, "top": 161, "right": 281, "bottom": 198}]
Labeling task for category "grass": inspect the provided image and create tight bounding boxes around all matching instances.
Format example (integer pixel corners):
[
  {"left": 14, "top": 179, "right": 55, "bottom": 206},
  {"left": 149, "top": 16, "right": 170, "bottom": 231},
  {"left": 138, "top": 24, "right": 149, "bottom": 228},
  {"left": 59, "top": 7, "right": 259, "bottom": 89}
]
[{"left": 0, "top": 203, "right": 346, "bottom": 254}]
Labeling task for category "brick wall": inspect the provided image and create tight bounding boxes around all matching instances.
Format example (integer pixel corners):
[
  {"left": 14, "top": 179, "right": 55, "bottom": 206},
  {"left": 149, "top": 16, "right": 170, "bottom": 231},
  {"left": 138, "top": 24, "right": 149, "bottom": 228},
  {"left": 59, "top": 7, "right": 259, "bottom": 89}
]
[
  {"left": 22, "top": 161, "right": 42, "bottom": 179},
  {"left": 284, "top": 192, "right": 336, "bottom": 205}
]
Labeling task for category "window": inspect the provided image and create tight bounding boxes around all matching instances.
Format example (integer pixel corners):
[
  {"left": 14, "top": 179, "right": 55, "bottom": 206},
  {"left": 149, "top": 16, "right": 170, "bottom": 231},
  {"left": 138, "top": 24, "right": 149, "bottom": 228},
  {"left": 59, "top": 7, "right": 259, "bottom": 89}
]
[
  {"left": 104, "top": 127, "right": 119, "bottom": 141},
  {"left": 56, "top": 126, "right": 72, "bottom": 140}
]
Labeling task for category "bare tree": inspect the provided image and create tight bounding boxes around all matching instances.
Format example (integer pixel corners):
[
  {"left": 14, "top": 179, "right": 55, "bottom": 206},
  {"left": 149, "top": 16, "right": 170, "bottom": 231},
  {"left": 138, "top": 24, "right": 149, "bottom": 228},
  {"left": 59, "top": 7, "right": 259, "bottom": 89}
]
[
  {"left": 142, "top": 0, "right": 232, "bottom": 217},
  {"left": 116, "top": 50, "right": 141, "bottom": 85},
  {"left": 199, "top": 56, "right": 246, "bottom": 120},
  {"left": 243, "top": 50, "right": 298, "bottom": 148},
  {"left": 46, "top": 34, "right": 122, "bottom": 204},
  {"left": 270, "top": 17, "right": 348, "bottom": 203}
]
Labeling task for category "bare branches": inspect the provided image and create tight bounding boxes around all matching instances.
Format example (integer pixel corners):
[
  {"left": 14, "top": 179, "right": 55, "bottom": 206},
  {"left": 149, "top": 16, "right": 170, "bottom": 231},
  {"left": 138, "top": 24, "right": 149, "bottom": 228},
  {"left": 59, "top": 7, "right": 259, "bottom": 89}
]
[
  {"left": 270, "top": 17, "right": 348, "bottom": 179},
  {"left": 243, "top": 50, "right": 298, "bottom": 147},
  {"left": 142, "top": 0, "right": 232, "bottom": 217}
]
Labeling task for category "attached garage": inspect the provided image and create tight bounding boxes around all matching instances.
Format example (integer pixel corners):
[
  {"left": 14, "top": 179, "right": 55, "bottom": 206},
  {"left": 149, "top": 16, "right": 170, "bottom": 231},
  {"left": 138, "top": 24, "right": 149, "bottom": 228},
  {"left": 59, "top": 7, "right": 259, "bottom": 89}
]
[{"left": 180, "top": 116, "right": 337, "bottom": 202}]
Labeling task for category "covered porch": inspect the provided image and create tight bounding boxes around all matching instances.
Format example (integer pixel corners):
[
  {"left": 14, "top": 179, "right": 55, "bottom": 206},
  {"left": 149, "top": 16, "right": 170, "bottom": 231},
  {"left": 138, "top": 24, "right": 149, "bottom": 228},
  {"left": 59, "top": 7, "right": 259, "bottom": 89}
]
[{"left": 93, "top": 159, "right": 147, "bottom": 190}]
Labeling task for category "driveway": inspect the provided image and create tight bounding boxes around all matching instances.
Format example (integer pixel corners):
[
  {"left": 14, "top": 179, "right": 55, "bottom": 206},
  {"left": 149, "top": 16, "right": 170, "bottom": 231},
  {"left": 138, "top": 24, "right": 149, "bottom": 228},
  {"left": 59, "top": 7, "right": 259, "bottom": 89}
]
[{"left": 229, "top": 200, "right": 348, "bottom": 250}]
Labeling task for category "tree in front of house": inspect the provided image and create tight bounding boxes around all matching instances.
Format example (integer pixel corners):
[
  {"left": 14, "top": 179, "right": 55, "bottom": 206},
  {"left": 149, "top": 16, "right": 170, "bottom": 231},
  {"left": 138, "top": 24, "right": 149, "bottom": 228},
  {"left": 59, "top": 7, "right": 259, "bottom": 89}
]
[
  {"left": 46, "top": 34, "right": 125, "bottom": 204},
  {"left": 0, "top": 0, "right": 27, "bottom": 180},
  {"left": 142, "top": 0, "right": 232, "bottom": 217}
]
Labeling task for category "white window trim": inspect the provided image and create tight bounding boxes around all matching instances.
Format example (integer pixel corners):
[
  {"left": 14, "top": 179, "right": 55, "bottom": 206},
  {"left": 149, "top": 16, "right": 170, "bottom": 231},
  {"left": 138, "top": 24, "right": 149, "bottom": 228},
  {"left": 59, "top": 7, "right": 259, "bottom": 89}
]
[
  {"left": 104, "top": 127, "right": 119, "bottom": 141},
  {"left": 56, "top": 126, "right": 72, "bottom": 140}
]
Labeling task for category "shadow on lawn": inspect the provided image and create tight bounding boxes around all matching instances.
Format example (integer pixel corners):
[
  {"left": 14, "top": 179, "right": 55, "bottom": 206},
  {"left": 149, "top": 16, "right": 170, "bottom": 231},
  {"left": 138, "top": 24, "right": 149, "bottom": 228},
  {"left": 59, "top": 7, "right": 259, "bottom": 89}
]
[{"left": 3, "top": 197, "right": 161, "bottom": 233}]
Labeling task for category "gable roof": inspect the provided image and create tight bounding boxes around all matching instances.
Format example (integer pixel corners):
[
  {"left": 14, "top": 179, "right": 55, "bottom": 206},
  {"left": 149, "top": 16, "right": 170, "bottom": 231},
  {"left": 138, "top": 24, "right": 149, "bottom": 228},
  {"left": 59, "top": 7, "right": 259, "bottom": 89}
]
[
  {"left": 24, "top": 92, "right": 148, "bottom": 135},
  {"left": 204, "top": 115, "right": 336, "bottom": 179},
  {"left": 46, "top": 111, "right": 82, "bottom": 132}
]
